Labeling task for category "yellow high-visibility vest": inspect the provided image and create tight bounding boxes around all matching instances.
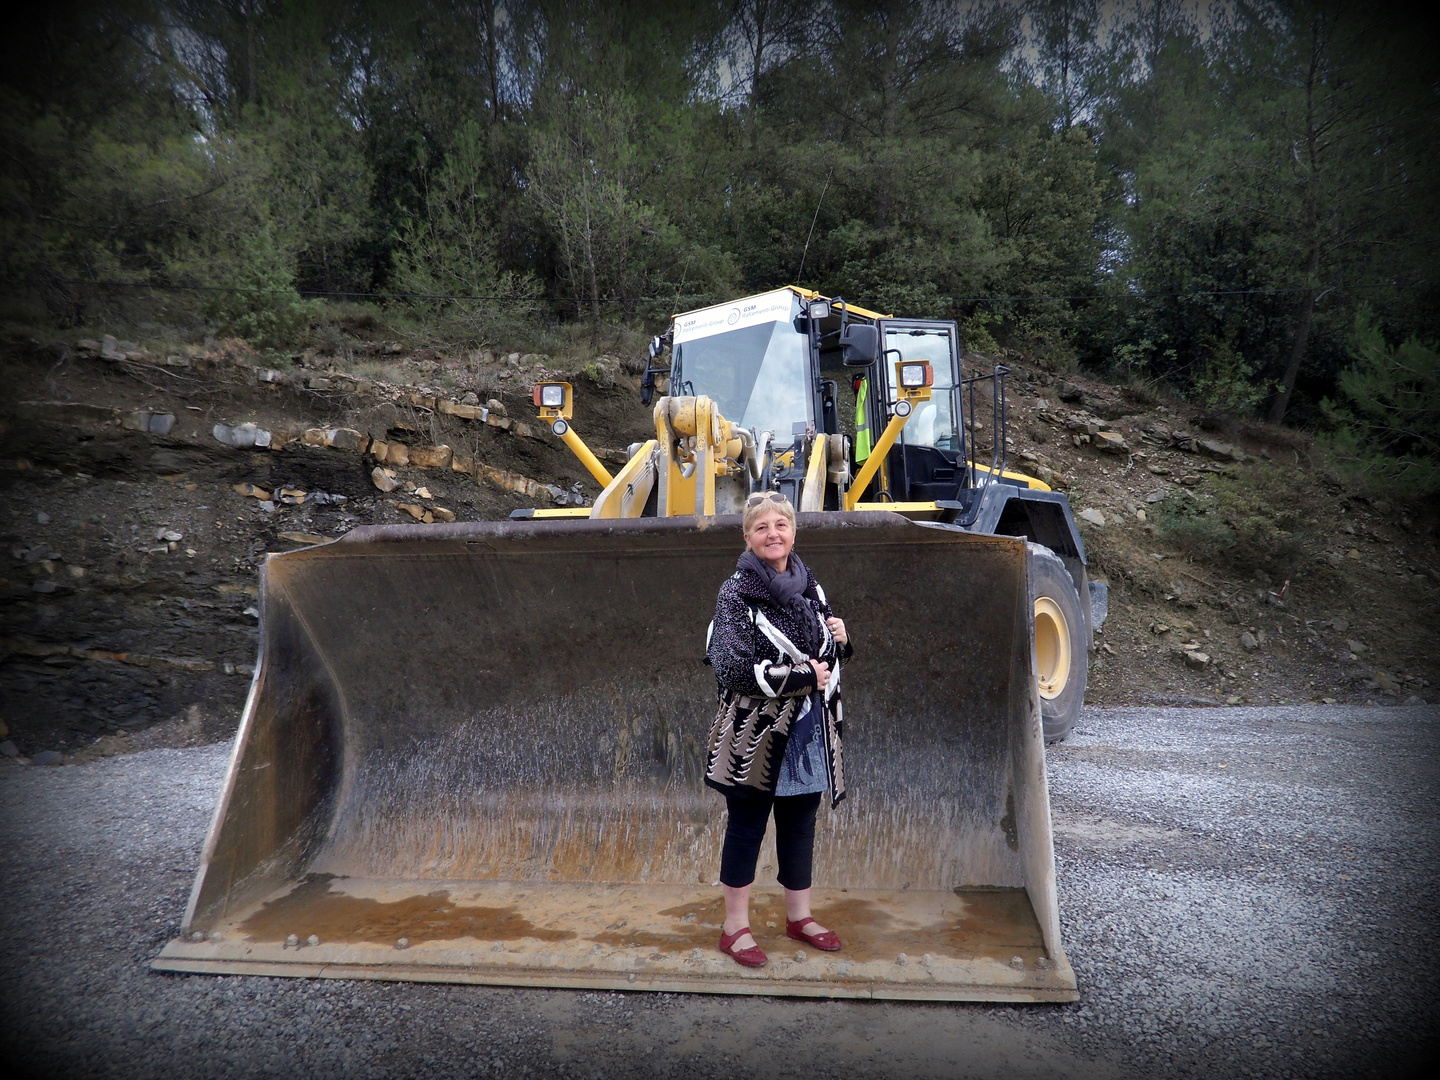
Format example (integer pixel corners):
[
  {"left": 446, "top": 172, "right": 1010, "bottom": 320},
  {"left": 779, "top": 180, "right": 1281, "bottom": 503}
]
[{"left": 854, "top": 376, "right": 872, "bottom": 462}]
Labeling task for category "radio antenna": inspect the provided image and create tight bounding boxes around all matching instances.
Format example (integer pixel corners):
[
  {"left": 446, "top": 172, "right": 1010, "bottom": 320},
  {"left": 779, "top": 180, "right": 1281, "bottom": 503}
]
[{"left": 796, "top": 168, "right": 833, "bottom": 285}]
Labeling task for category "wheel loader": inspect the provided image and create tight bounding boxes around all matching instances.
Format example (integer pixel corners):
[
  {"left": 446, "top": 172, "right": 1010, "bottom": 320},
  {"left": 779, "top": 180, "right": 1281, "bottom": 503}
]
[{"left": 155, "top": 288, "right": 1095, "bottom": 1002}]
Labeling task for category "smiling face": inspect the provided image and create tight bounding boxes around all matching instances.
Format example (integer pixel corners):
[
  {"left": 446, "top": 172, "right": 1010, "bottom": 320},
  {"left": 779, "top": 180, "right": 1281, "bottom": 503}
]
[{"left": 745, "top": 508, "right": 795, "bottom": 572}]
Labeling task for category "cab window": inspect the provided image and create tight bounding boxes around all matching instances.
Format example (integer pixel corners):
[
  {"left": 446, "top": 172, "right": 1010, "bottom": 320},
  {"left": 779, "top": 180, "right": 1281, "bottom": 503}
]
[{"left": 882, "top": 325, "right": 958, "bottom": 451}]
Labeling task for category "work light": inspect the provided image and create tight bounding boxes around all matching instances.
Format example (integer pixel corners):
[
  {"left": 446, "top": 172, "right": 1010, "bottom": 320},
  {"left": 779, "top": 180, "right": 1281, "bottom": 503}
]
[
  {"left": 807, "top": 299, "right": 832, "bottom": 322},
  {"left": 899, "top": 361, "right": 933, "bottom": 388}
]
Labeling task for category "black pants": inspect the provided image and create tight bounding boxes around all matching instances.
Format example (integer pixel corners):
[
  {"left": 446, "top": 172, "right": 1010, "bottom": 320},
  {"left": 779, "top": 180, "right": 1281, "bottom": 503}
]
[{"left": 719, "top": 791, "right": 822, "bottom": 891}]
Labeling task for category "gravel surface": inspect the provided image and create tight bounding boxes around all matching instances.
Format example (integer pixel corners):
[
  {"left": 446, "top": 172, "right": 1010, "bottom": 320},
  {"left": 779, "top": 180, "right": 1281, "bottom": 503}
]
[{"left": 1, "top": 706, "right": 1436, "bottom": 1080}]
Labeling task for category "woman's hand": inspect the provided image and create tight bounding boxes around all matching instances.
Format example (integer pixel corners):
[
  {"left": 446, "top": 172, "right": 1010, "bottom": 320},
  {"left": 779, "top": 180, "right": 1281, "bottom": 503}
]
[
  {"left": 808, "top": 658, "right": 831, "bottom": 691},
  {"left": 826, "top": 616, "right": 847, "bottom": 647}
]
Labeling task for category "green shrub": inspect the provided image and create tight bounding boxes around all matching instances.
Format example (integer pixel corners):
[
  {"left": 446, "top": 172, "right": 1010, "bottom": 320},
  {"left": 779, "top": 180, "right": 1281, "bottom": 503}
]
[
  {"left": 1318, "top": 306, "right": 1440, "bottom": 497},
  {"left": 201, "top": 225, "right": 313, "bottom": 348},
  {"left": 391, "top": 120, "right": 541, "bottom": 346},
  {"left": 1188, "top": 337, "right": 1274, "bottom": 413},
  {"left": 1154, "top": 466, "right": 1309, "bottom": 575}
]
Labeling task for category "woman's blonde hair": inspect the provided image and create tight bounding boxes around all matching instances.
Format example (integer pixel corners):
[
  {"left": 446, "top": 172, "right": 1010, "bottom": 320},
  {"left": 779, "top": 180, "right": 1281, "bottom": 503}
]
[{"left": 742, "top": 490, "right": 796, "bottom": 535}]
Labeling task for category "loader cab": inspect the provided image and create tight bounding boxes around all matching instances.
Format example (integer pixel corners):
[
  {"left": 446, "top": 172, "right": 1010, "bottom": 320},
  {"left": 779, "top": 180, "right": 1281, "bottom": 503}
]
[
  {"left": 660, "top": 289, "right": 967, "bottom": 508},
  {"left": 669, "top": 289, "right": 816, "bottom": 449}
]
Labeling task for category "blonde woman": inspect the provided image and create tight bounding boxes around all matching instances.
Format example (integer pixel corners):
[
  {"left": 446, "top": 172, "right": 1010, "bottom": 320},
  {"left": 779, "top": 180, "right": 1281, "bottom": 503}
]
[{"left": 703, "top": 491, "right": 852, "bottom": 968}]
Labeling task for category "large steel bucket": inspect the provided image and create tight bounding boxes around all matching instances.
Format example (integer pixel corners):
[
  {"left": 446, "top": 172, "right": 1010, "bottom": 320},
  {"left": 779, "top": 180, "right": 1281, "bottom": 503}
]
[{"left": 153, "top": 513, "right": 1076, "bottom": 1001}]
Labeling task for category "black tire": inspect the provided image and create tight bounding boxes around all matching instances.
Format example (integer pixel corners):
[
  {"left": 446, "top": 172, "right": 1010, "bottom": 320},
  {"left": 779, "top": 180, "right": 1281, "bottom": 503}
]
[{"left": 1027, "top": 542, "right": 1089, "bottom": 743}]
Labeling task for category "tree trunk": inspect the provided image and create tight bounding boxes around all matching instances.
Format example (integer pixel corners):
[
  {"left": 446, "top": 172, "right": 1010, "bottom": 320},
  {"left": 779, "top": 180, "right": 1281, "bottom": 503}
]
[
  {"left": 245, "top": 0, "right": 258, "bottom": 108},
  {"left": 876, "top": 22, "right": 897, "bottom": 229},
  {"left": 1268, "top": 10, "right": 1326, "bottom": 427},
  {"left": 481, "top": 0, "right": 503, "bottom": 180},
  {"left": 1268, "top": 260, "right": 1318, "bottom": 425},
  {"left": 748, "top": 0, "right": 766, "bottom": 150}
]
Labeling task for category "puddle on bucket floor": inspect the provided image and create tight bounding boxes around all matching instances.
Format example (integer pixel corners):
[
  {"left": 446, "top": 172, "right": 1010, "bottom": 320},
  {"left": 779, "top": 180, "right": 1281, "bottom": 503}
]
[{"left": 238, "top": 874, "right": 576, "bottom": 946}]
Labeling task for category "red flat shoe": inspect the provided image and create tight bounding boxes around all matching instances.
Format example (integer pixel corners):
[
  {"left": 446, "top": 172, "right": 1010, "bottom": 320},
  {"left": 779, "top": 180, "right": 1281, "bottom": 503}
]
[
  {"left": 786, "top": 917, "right": 842, "bottom": 951},
  {"left": 718, "top": 926, "right": 768, "bottom": 968}
]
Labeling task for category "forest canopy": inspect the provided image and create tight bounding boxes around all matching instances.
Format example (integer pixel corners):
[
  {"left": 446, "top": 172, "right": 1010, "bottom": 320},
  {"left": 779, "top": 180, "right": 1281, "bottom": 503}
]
[{"left": 2, "top": 0, "right": 1436, "bottom": 428}]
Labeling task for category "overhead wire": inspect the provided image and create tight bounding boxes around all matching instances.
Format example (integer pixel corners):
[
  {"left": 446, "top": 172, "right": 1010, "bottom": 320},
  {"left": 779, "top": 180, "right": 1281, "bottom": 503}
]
[{"left": 15, "top": 278, "right": 1425, "bottom": 307}]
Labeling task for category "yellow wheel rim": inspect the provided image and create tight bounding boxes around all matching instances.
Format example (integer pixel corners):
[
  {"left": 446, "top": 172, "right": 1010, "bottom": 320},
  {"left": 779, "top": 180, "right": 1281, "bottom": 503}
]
[{"left": 1034, "top": 596, "right": 1070, "bottom": 700}]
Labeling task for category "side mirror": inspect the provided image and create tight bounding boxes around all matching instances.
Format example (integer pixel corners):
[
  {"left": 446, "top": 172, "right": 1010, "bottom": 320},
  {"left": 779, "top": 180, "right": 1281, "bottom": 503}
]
[{"left": 840, "top": 324, "right": 879, "bottom": 367}]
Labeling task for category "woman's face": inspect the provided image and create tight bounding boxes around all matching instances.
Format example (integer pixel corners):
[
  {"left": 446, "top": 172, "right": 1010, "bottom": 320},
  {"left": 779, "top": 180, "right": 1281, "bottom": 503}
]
[{"left": 746, "top": 509, "right": 795, "bottom": 571}]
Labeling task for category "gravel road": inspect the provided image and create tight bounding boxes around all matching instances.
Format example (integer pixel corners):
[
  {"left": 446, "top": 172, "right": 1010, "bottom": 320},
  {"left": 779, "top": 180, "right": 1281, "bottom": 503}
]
[{"left": 2, "top": 705, "right": 1436, "bottom": 1080}]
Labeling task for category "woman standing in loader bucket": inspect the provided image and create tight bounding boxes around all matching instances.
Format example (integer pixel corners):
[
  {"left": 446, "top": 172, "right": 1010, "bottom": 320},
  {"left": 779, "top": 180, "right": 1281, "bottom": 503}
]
[{"left": 704, "top": 491, "right": 853, "bottom": 968}]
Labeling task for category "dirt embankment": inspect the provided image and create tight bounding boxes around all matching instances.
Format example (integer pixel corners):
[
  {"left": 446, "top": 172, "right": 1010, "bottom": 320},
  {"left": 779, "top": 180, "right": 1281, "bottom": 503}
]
[{"left": 1, "top": 335, "right": 1434, "bottom": 763}]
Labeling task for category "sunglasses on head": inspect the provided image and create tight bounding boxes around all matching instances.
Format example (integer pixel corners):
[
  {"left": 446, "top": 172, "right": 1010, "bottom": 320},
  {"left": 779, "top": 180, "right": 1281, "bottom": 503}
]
[{"left": 745, "top": 490, "right": 789, "bottom": 507}]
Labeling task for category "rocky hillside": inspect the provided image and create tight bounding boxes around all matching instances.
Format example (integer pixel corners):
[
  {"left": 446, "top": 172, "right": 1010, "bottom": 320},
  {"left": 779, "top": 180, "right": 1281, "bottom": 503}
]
[{"left": 1, "top": 333, "right": 1435, "bottom": 765}]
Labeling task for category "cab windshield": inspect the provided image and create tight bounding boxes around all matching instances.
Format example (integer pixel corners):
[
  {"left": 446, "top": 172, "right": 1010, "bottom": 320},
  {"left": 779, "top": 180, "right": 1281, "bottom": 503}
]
[{"left": 671, "top": 320, "right": 810, "bottom": 444}]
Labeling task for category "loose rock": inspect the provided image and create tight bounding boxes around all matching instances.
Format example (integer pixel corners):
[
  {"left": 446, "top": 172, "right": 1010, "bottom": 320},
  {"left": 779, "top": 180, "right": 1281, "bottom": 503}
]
[
  {"left": 1079, "top": 508, "right": 1107, "bottom": 527},
  {"left": 1198, "top": 438, "right": 1243, "bottom": 462},
  {"left": 213, "top": 423, "right": 271, "bottom": 449},
  {"left": 409, "top": 445, "right": 453, "bottom": 469},
  {"left": 32, "top": 750, "right": 62, "bottom": 766},
  {"left": 325, "top": 427, "right": 366, "bottom": 451},
  {"left": 1094, "top": 430, "right": 1129, "bottom": 454}
]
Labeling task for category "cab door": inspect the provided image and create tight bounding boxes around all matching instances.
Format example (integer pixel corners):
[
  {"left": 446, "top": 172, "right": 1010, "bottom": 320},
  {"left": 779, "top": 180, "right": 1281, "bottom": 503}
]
[{"left": 875, "top": 320, "right": 963, "bottom": 501}]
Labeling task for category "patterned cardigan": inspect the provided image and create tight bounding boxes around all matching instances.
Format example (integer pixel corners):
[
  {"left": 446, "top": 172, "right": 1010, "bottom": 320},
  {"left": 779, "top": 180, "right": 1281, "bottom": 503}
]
[{"left": 703, "top": 561, "right": 854, "bottom": 808}]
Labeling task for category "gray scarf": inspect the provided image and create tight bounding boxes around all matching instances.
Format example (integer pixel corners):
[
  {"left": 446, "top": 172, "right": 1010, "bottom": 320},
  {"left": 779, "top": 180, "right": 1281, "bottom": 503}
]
[{"left": 737, "top": 549, "right": 821, "bottom": 655}]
